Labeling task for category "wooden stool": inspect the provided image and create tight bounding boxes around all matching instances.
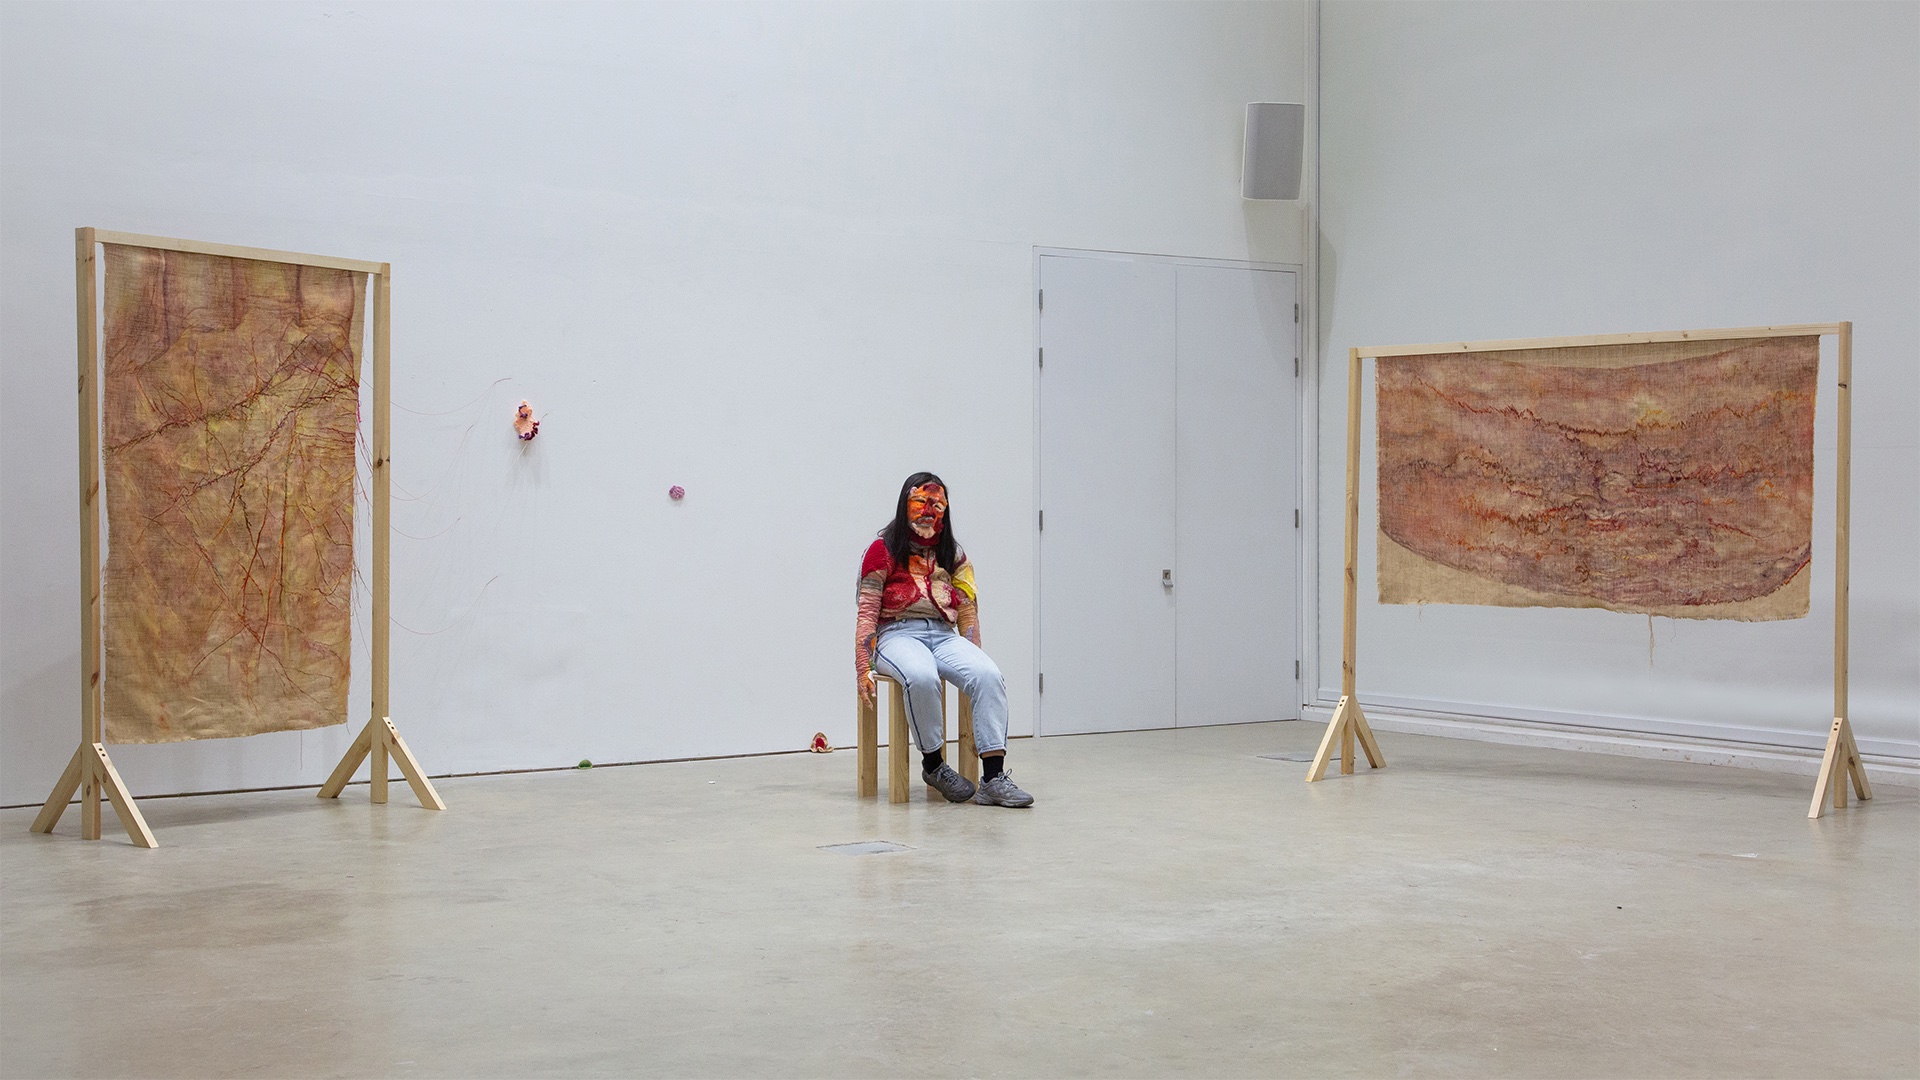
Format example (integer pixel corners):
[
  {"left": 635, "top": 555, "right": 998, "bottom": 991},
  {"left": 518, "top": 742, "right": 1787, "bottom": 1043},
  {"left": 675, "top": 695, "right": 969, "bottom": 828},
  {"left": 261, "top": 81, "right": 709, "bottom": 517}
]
[{"left": 857, "top": 673, "right": 979, "bottom": 803}]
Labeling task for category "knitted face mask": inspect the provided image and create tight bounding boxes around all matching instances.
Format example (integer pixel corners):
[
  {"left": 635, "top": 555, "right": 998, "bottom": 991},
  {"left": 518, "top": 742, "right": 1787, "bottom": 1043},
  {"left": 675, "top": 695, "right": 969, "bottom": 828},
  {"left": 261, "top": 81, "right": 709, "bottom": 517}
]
[{"left": 907, "top": 484, "right": 947, "bottom": 540}]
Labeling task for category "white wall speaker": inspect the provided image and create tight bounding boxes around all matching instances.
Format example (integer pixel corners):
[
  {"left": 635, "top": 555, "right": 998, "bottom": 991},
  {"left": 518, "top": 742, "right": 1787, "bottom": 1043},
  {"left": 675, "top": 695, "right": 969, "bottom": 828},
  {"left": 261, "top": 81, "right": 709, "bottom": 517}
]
[{"left": 1242, "top": 102, "right": 1304, "bottom": 200}]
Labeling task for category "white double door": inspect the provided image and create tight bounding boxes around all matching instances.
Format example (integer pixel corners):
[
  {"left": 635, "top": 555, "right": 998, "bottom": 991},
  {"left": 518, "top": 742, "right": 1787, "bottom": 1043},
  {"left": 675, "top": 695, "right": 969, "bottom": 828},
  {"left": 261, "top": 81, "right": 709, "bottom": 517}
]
[{"left": 1037, "top": 253, "right": 1300, "bottom": 735}]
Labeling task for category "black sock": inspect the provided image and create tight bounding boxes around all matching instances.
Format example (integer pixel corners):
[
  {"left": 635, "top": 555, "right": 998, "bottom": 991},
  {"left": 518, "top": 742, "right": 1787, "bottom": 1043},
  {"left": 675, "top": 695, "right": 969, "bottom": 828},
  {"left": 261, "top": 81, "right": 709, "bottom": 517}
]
[
  {"left": 922, "top": 750, "right": 943, "bottom": 774},
  {"left": 982, "top": 755, "right": 1004, "bottom": 781}
]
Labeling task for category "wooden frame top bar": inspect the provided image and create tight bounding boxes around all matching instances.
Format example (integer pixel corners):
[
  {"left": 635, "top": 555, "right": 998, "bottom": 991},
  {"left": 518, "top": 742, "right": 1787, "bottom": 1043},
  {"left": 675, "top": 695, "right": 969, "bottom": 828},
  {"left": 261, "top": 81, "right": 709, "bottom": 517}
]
[
  {"left": 87, "top": 229, "right": 388, "bottom": 277},
  {"left": 1356, "top": 323, "right": 1844, "bottom": 359}
]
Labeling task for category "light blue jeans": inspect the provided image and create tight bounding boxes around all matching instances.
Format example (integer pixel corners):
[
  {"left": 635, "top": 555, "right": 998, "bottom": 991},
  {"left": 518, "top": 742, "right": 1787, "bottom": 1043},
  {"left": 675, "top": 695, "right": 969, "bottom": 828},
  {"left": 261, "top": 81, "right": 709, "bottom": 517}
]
[{"left": 871, "top": 618, "right": 1009, "bottom": 757}]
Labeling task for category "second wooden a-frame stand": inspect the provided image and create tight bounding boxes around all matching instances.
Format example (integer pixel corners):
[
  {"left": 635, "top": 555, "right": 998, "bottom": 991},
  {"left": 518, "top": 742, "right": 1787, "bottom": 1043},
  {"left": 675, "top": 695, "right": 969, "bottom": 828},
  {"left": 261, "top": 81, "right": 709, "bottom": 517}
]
[
  {"left": 316, "top": 266, "right": 444, "bottom": 813},
  {"left": 1805, "top": 322, "right": 1869, "bottom": 818},
  {"left": 30, "top": 230, "right": 441, "bottom": 849},
  {"left": 29, "top": 231, "right": 158, "bottom": 847},
  {"left": 1307, "top": 346, "right": 1385, "bottom": 782},
  {"left": 1312, "top": 324, "right": 1865, "bottom": 820}
]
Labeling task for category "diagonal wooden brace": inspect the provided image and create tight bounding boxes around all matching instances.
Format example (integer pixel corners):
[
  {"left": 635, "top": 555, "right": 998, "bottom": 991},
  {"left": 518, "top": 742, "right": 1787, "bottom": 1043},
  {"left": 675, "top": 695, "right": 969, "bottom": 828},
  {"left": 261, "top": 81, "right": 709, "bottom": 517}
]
[
  {"left": 29, "top": 742, "right": 157, "bottom": 848},
  {"left": 318, "top": 716, "right": 445, "bottom": 810},
  {"left": 1306, "top": 695, "right": 1385, "bottom": 783},
  {"left": 1808, "top": 715, "right": 1872, "bottom": 819}
]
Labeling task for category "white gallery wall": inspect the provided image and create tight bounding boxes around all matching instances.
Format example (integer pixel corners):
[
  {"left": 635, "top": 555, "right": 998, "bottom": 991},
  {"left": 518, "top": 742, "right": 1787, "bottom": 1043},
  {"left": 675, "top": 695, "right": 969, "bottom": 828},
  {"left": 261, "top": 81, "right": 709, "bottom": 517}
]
[
  {"left": 0, "top": 3, "right": 1309, "bottom": 803},
  {"left": 1314, "top": 2, "right": 1919, "bottom": 761}
]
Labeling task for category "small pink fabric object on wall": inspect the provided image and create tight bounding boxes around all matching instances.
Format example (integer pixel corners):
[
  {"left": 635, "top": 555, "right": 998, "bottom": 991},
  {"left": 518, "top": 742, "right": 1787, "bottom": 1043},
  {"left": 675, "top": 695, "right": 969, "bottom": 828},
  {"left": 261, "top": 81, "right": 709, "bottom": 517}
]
[
  {"left": 514, "top": 400, "right": 539, "bottom": 440},
  {"left": 668, "top": 485, "right": 685, "bottom": 501}
]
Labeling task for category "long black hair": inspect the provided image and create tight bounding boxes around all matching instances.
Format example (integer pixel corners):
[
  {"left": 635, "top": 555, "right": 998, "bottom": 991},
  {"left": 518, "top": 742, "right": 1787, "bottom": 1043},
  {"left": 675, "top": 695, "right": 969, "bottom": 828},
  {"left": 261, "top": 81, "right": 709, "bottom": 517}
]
[{"left": 880, "top": 471, "right": 959, "bottom": 573}]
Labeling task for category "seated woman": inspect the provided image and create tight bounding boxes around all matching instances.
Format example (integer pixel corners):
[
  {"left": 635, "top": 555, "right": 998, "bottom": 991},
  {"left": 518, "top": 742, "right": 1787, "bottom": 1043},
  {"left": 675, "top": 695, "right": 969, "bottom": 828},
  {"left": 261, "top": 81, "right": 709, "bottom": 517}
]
[{"left": 855, "top": 472, "right": 1034, "bottom": 807}]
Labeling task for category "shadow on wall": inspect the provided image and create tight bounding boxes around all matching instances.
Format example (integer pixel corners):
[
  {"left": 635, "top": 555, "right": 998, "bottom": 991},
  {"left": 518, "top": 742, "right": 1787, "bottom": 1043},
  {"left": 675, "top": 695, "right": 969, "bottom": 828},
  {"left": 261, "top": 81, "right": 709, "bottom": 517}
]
[
  {"left": 1238, "top": 200, "right": 1328, "bottom": 374},
  {"left": 1239, "top": 199, "right": 1303, "bottom": 267},
  {"left": 1239, "top": 197, "right": 1339, "bottom": 361}
]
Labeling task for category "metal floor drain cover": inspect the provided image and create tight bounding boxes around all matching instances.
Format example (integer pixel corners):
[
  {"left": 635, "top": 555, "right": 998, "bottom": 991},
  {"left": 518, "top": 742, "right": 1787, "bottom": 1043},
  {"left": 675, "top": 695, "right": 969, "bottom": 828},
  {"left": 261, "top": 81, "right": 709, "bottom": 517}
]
[
  {"left": 820, "top": 841, "right": 913, "bottom": 856},
  {"left": 1259, "top": 752, "right": 1337, "bottom": 762}
]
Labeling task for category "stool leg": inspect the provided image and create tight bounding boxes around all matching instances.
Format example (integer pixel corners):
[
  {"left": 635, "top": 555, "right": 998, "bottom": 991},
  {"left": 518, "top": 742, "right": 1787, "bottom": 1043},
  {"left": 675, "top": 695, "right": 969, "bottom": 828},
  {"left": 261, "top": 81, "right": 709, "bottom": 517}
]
[
  {"left": 958, "top": 689, "right": 979, "bottom": 785},
  {"left": 888, "top": 681, "right": 909, "bottom": 804},
  {"left": 857, "top": 690, "right": 878, "bottom": 798},
  {"left": 928, "top": 681, "right": 950, "bottom": 801}
]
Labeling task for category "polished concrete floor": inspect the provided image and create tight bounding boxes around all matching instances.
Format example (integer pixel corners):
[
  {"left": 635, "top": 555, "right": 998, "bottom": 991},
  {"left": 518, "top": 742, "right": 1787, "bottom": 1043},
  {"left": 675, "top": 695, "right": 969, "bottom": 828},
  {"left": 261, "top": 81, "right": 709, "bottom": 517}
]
[{"left": 2, "top": 722, "right": 1915, "bottom": 1079}]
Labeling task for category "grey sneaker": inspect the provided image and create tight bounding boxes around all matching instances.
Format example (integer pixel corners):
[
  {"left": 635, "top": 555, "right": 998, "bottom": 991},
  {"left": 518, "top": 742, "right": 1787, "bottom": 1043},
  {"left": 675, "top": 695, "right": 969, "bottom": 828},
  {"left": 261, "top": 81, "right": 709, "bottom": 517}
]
[
  {"left": 923, "top": 762, "right": 976, "bottom": 803},
  {"left": 972, "top": 771, "right": 1035, "bottom": 808}
]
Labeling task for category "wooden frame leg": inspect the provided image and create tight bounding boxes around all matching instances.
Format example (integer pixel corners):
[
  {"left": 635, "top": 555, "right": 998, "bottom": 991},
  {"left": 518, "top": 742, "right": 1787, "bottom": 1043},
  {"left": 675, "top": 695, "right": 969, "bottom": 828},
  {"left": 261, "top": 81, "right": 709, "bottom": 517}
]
[
  {"left": 1307, "top": 697, "right": 1348, "bottom": 781},
  {"left": 1307, "top": 695, "right": 1385, "bottom": 783},
  {"left": 28, "top": 742, "right": 155, "bottom": 848},
  {"left": 1809, "top": 719, "right": 1843, "bottom": 818},
  {"left": 887, "top": 680, "right": 910, "bottom": 804},
  {"left": 927, "top": 682, "right": 949, "bottom": 802},
  {"left": 957, "top": 689, "right": 978, "bottom": 785},
  {"left": 318, "top": 720, "right": 375, "bottom": 799},
  {"left": 857, "top": 690, "right": 878, "bottom": 798},
  {"left": 1817, "top": 717, "right": 1840, "bottom": 817},
  {"left": 1843, "top": 723, "right": 1872, "bottom": 802},
  {"left": 382, "top": 717, "right": 446, "bottom": 810},
  {"left": 864, "top": 675, "right": 975, "bottom": 802},
  {"left": 30, "top": 746, "right": 86, "bottom": 835},
  {"left": 371, "top": 717, "right": 390, "bottom": 805},
  {"left": 82, "top": 758, "right": 100, "bottom": 840},
  {"left": 317, "top": 716, "right": 444, "bottom": 810},
  {"left": 1808, "top": 716, "right": 1872, "bottom": 819},
  {"left": 89, "top": 743, "right": 157, "bottom": 848},
  {"left": 1351, "top": 705, "right": 1384, "bottom": 769}
]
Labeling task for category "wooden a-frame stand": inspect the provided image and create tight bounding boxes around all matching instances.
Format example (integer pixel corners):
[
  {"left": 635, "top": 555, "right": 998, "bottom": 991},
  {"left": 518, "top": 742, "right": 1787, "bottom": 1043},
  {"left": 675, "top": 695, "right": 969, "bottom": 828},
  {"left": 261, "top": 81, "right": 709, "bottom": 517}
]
[
  {"left": 316, "top": 266, "right": 444, "bottom": 813},
  {"left": 1314, "top": 323, "right": 1866, "bottom": 819},
  {"left": 1805, "top": 321, "right": 1869, "bottom": 818},
  {"left": 30, "top": 230, "right": 441, "bottom": 848},
  {"left": 1306, "top": 345, "right": 1385, "bottom": 782}
]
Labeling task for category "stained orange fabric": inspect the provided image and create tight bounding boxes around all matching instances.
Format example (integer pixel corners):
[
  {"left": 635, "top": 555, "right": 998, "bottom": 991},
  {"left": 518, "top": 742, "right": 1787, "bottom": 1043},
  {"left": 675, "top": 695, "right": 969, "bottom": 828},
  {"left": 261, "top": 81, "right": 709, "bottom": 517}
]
[
  {"left": 100, "top": 245, "right": 364, "bottom": 742},
  {"left": 1376, "top": 337, "right": 1818, "bottom": 620}
]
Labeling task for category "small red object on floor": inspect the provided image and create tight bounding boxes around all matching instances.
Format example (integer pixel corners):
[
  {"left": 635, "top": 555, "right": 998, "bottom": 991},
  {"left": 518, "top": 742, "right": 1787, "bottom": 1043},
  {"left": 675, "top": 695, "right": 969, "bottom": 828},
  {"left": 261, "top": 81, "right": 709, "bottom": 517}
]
[{"left": 809, "top": 732, "right": 832, "bottom": 753}]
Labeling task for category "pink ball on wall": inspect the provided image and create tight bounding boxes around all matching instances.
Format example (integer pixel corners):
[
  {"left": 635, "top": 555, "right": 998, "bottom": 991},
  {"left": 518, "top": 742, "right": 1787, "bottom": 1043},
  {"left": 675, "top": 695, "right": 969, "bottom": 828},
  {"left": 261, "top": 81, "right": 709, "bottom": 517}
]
[{"left": 668, "top": 485, "right": 685, "bottom": 501}]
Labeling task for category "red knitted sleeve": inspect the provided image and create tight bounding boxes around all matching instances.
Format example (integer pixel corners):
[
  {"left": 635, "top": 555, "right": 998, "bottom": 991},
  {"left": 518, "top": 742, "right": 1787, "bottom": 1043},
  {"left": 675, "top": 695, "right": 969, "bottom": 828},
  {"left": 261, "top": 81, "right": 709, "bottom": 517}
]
[{"left": 854, "top": 539, "right": 890, "bottom": 685}]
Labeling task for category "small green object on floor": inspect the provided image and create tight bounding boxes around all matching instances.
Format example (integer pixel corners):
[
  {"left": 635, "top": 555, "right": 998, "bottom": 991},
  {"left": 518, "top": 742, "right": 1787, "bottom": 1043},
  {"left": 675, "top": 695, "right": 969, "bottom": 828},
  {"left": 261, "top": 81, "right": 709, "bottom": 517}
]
[{"left": 578, "top": 760, "right": 592, "bottom": 769}]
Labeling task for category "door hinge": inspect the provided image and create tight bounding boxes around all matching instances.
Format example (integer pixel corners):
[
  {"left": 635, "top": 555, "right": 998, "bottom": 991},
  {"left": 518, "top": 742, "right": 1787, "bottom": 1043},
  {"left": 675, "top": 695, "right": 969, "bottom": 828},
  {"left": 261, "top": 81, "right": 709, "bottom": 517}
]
[
  {"left": 1294, "top": 508, "right": 1300, "bottom": 528},
  {"left": 1038, "top": 509, "right": 1044, "bottom": 531},
  {"left": 1294, "top": 302, "right": 1299, "bottom": 323},
  {"left": 1038, "top": 289, "right": 1044, "bottom": 311},
  {"left": 1039, "top": 673, "right": 1045, "bottom": 693},
  {"left": 1295, "top": 660, "right": 1300, "bottom": 679},
  {"left": 1038, "top": 347, "right": 1044, "bottom": 369},
  {"left": 1294, "top": 356, "right": 1300, "bottom": 377}
]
